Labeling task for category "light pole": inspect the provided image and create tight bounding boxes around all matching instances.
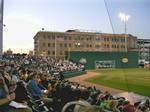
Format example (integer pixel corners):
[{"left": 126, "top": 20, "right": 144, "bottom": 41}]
[
  {"left": 0, "top": 0, "right": 4, "bottom": 57},
  {"left": 119, "top": 12, "right": 130, "bottom": 52}
]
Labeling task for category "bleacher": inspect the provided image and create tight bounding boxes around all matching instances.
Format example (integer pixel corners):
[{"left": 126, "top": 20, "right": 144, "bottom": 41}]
[{"left": 0, "top": 54, "right": 150, "bottom": 112}]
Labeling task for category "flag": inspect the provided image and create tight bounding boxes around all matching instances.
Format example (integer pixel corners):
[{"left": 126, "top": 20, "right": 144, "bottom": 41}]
[{"left": 56, "top": 36, "right": 64, "bottom": 41}]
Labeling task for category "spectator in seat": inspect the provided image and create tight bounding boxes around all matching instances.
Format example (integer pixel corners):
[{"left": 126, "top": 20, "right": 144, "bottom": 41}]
[
  {"left": 99, "top": 96, "right": 109, "bottom": 110},
  {"left": 0, "top": 74, "right": 32, "bottom": 112},
  {"left": 27, "top": 72, "right": 42, "bottom": 98},
  {"left": 122, "top": 101, "right": 135, "bottom": 112},
  {"left": 27, "top": 72, "right": 52, "bottom": 108},
  {"left": 39, "top": 74, "right": 49, "bottom": 89},
  {"left": 15, "top": 81, "right": 28, "bottom": 103}
]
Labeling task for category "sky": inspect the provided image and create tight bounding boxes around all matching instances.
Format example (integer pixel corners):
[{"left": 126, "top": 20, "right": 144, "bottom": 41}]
[{"left": 3, "top": 0, "right": 150, "bottom": 53}]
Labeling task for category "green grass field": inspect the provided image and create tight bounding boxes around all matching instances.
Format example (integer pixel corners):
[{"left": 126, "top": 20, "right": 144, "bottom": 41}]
[{"left": 86, "top": 68, "right": 150, "bottom": 96}]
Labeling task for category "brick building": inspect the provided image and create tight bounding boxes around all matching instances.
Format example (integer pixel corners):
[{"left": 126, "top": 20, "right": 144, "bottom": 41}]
[{"left": 34, "top": 30, "right": 138, "bottom": 58}]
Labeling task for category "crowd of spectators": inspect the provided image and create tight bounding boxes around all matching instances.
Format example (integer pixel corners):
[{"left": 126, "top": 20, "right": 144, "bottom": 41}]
[{"left": 0, "top": 54, "right": 150, "bottom": 112}]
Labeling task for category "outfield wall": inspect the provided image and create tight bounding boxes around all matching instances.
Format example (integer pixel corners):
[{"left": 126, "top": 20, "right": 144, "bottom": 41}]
[{"left": 68, "top": 51, "right": 138, "bottom": 69}]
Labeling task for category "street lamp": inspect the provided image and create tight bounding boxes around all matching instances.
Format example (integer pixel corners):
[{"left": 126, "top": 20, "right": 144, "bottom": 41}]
[{"left": 119, "top": 12, "right": 131, "bottom": 52}]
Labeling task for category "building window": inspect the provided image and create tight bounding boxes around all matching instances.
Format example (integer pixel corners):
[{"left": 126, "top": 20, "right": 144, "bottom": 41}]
[
  {"left": 121, "top": 38, "right": 125, "bottom": 42},
  {"left": 48, "top": 36, "right": 51, "bottom": 40},
  {"left": 75, "top": 44, "right": 77, "bottom": 48},
  {"left": 69, "top": 43, "right": 72, "bottom": 47},
  {"left": 52, "top": 36, "right": 55, "bottom": 40},
  {"left": 52, "top": 43, "right": 55, "bottom": 47},
  {"left": 64, "top": 36, "right": 67, "bottom": 40},
  {"left": 69, "top": 36, "right": 72, "bottom": 40},
  {"left": 95, "top": 37, "right": 100, "bottom": 41},
  {"left": 107, "top": 38, "right": 109, "bottom": 41},
  {"left": 107, "top": 44, "right": 109, "bottom": 48},
  {"left": 48, "top": 43, "right": 50, "bottom": 47},
  {"left": 116, "top": 38, "right": 119, "bottom": 42},
  {"left": 112, "top": 44, "right": 117, "bottom": 48},
  {"left": 112, "top": 38, "right": 116, "bottom": 42},
  {"left": 52, "top": 51, "right": 55, "bottom": 55},
  {"left": 117, "top": 45, "right": 119, "bottom": 48},
  {"left": 121, "top": 45, "right": 125, "bottom": 48},
  {"left": 64, "top": 43, "right": 67, "bottom": 48},
  {"left": 112, "top": 38, "right": 114, "bottom": 42},
  {"left": 95, "top": 45, "right": 100, "bottom": 49},
  {"left": 89, "top": 44, "right": 92, "bottom": 48},
  {"left": 60, "top": 43, "right": 63, "bottom": 47},
  {"left": 48, "top": 51, "right": 50, "bottom": 55}
]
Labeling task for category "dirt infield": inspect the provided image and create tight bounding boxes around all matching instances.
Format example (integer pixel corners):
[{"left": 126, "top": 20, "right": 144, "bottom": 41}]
[{"left": 68, "top": 71, "right": 125, "bottom": 95}]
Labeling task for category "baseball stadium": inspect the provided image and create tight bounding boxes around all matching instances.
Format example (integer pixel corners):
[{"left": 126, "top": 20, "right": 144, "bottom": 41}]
[
  {"left": 1, "top": 0, "right": 150, "bottom": 112},
  {"left": 1, "top": 28, "right": 150, "bottom": 112}
]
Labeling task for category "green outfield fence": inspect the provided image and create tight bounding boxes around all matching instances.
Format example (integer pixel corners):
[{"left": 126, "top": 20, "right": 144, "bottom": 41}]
[{"left": 67, "top": 51, "right": 138, "bottom": 70}]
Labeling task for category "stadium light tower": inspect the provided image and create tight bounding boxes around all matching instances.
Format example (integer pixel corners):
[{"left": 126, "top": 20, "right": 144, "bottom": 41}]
[
  {"left": 0, "top": 0, "right": 4, "bottom": 57},
  {"left": 119, "top": 12, "right": 131, "bottom": 52}
]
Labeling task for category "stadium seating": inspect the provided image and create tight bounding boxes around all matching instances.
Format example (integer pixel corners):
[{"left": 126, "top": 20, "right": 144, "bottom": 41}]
[{"left": 0, "top": 54, "right": 149, "bottom": 112}]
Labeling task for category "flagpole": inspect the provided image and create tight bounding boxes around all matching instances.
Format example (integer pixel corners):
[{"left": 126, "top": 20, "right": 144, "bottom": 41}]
[
  {"left": 0, "top": 0, "right": 4, "bottom": 57},
  {"left": 68, "top": 47, "right": 70, "bottom": 60},
  {"left": 55, "top": 35, "right": 57, "bottom": 59}
]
